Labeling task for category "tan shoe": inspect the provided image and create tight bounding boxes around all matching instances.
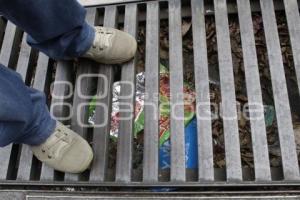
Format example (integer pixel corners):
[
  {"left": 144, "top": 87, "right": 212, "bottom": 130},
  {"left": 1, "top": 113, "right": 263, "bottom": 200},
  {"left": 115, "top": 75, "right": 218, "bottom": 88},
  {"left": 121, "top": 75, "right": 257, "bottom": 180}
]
[
  {"left": 30, "top": 122, "right": 93, "bottom": 174},
  {"left": 82, "top": 26, "right": 137, "bottom": 64}
]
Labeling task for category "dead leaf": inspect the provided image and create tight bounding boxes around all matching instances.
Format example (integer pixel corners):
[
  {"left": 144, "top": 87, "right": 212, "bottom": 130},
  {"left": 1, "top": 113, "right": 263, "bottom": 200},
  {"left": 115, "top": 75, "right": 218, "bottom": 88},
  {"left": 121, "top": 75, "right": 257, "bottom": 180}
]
[
  {"left": 160, "top": 37, "right": 169, "bottom": 49},
  {"left": 270, "top": 157, "right": 281, "bottom": 167},
  {"left": 237, "top": 94, "right": 248, "bottom": 102},
  {"left": 239, "top": 115, "right": 247, "bottom": 128},
  {"left": 182, "top": 20, "right": 192, "bottom": 37},
  {"left": 160, "top": 49, "right": 168, "bottom": 59},
  {"left": 294, "top": 124, "right": 300, "bottom": 151},
  {"left": 216, "top": 159, "right": 226, "bottom": 168},
  {"left": 269, "top": 145, "right": 281, "bottom": 157}
]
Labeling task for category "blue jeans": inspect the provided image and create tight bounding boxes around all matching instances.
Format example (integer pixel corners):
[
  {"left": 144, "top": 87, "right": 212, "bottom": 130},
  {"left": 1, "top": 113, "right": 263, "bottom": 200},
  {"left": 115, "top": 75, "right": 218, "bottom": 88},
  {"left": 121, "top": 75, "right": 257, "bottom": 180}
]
[{"left": 0, "top": 0, "right": 94, "bottom": 146}]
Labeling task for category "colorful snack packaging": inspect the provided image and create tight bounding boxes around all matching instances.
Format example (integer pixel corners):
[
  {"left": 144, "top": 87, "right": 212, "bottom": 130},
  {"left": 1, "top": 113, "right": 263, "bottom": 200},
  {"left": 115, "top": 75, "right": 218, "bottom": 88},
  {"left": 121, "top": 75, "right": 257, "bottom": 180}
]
[
  {"left": 134, "top": 64, "right": 196, "bottom": 145},
  {"left": 89, "top": 64, "right": 196, "bottom": 146}
]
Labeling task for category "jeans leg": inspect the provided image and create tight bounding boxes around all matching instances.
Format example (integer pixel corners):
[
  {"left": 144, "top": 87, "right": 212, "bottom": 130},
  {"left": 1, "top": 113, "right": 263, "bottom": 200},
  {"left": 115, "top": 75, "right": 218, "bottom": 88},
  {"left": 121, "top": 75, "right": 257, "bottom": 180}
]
[
  {"left": 0, "top": 0, "right": 95, "bottom": 60},
  {"left": 0, "top": 64, "right": 56, "bottom": 147}
]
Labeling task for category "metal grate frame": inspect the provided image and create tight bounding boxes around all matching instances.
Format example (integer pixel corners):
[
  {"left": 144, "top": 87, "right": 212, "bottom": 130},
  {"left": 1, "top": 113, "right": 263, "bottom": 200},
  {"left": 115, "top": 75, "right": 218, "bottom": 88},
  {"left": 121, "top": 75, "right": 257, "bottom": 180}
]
[{"left": 0, "top": 0, "right": 300, "bottom": 188}]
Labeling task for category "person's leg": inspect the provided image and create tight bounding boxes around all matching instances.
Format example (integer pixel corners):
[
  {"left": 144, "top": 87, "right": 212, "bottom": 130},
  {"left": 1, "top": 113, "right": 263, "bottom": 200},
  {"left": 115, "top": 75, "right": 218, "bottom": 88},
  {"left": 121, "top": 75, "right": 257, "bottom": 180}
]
[
  {"left": 0, "top": 0, "right": 135, "bottom": 173},
  {"left": 0, "top": 64, "right": 55, "bottom": 147},
  {"left": 0, "top": 0, "right": 94, "bottom": 60},
  {"left": 0, "top": 64, "right": 93, "bottom": 173},
  {"left": 0, "top": 0, "right": 137, "bottom": 64}
]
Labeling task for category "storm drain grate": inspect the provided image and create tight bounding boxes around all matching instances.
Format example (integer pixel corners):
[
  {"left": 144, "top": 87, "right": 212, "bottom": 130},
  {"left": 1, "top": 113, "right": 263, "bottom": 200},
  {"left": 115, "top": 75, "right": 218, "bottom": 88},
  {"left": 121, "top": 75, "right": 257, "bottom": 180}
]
[{"left": 0, "top": 0, "right": 300, "bottom": 187}]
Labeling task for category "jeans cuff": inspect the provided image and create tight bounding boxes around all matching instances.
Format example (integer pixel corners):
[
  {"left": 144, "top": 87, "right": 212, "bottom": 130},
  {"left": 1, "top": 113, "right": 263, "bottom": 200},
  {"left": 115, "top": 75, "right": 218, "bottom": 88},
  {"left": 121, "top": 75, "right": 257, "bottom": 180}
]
[
  {"left": 19, "top": 119, "right": 57, "bottom": 146},
  {"left": 78, "top": 22, "right": 95, "bottom": 57}
]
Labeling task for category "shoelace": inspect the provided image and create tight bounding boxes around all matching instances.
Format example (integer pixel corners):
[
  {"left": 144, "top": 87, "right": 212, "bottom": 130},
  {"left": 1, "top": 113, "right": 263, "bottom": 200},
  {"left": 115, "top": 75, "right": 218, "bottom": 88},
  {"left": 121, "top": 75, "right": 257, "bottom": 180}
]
[
  {"left": 41, "top": 129, "right": 71, "bottom": 159},
  {"left": 92, "top": 28, "right": 113, "bottom": 51}
]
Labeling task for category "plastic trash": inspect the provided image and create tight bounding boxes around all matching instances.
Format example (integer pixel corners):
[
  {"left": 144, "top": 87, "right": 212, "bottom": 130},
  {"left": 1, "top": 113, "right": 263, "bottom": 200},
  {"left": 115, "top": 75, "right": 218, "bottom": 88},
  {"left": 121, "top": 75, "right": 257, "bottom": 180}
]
[{"left": 159, "top": 117, "right": 198, "bottom": 169}]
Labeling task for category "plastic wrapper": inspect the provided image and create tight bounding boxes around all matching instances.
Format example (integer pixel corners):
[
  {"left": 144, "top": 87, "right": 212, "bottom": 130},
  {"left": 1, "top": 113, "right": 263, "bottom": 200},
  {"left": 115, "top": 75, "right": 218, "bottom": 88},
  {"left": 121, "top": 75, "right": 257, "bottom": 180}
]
[
  {"left": 88, "top": 64, "right": 196, "bottom": 146},
  {"left": 159, "top": 117, "right": 198, "bottom": 169},
  {"left": 134, "top": 64, "right": 196, "bottom": 145},
  {"left": 88, "top": 72, "right": 145, "bottom": 139}
]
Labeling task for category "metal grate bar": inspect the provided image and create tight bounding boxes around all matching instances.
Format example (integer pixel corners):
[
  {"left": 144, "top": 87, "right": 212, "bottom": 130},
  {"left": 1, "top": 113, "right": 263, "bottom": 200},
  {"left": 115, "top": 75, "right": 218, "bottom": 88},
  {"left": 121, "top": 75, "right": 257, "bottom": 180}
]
[
  {"left": 143, "top": 1, "right": 160, "bottom": 182},
  {"left": 169, "top": 0, "right": 186, "bottom": 182},
  {"left": 191, "top": 0, "right": 214, "bottom": 182},
  {"left": 17, "top": 146, "right": 32, "bottom": 181},
  {"left": 237, "top": 0, "right": 271, "bottom": 181},
  {"left": 115, "top": 4, "right": 138, "bottom": 182},
  {"left": 0, "top": 21, "right": 18, "bottom": 67},
  {"left": 49, "top": 61, "right": 74, "bottom": 123},
  {"left": 1, "top": 0, "right": 300, "bottom": 187},
  {"left": 214, "top": 0, "right": 242, "bottom": 181},
  {"left": 0, "top": 146, "right": 12, "bottom": 180},
  {"left": 33, "top": 53, "right": 50, "bottom": 90},
  {"left": 40, "top": 61, "right": 74, "bottom": 181},
  {"left": 89, "top": 5, "right": 117, "bottom": 182},
  {"left": 15, "top": 34, "right": 33, "bottom": 81},
  {"left": 283, "top": 0, "right": 300, "bottom": 101},
  {"left": 260, "top": 0, "right": 300, "bottom": 180},
  {"left": 64, "top": 8, "right": 97, "bottom": 181}
]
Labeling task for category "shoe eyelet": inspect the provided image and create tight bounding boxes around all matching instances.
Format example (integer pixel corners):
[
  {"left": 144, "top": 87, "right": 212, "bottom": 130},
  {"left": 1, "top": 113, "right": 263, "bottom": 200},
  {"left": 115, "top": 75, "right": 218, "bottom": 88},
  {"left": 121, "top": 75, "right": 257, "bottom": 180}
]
[
  {"left": 42, "top": 149, "right": 46, "bottom": 153},
  {"left": 48, "top": 155, "right": 52, "bottom": 159}
]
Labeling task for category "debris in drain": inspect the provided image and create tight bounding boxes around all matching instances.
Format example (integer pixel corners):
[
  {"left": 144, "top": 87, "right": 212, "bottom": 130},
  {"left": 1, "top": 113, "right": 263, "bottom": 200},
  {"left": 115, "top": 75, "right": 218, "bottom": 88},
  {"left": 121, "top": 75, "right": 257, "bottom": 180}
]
[
  {"left": 264, "top": 105, "right": 275, "bottom": 127},
  {"left": 88, "top": 64, "right": 196, "bottom": 139},
  {"left": 88, "top": 64, "right": 197, "bottom": 168},
  {"left": 134, "top": 64, "right": 196, "bottom": 145},
  {"left": 159, "top": 117, "right": 198, "bottom": 169},
  {"left": 88, "top": 12, "right": 300, "bottom": 170},
  {"left": 294, "top": 124, "right": 300, "bottom": 154}
]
